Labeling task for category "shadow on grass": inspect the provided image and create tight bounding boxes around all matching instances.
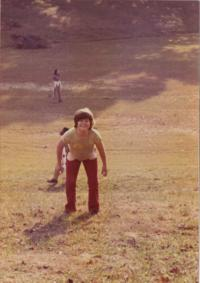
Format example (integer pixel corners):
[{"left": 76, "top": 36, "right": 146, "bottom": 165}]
[
  {"left": 0, "top": 32, "right": 198, "bottom": 129},
  {"left": 1, "top": 1, "right": 198, "bottom": 129},
  {"left": 46, "top": 183, "right": 65, "bottom": 192},
  {"left": 24, "top": 211, "right": 93, "bottom": 244},
  {"left": 2, "top": 0, "right": 198, "bottom": 45},
  {"left": 71, "top": 211, "right": 93, "bottom": 225}
]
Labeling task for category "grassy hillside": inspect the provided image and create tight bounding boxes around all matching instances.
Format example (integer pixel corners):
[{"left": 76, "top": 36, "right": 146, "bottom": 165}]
[
  {"left": 0, "top": 1, "right": 199, "bottom": 282},
  {"left": 1, "top": 0, "right": 199, "bottom": 47}
]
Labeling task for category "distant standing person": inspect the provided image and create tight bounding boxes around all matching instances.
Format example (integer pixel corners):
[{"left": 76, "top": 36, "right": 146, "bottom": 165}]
[
  {"left": 53, "top": 69, "right": 62, "bottom": 102},
  {"left": 56, "top": 108, "right": 107, "bottom": 214}
]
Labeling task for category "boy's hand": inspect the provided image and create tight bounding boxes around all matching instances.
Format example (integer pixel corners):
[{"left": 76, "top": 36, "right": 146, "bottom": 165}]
[
  {"left": 56, "top": 163, "right": 62, "bottom": 174},
  {"left": 101, "top": 165, "right": 107, "bottom": 177}
]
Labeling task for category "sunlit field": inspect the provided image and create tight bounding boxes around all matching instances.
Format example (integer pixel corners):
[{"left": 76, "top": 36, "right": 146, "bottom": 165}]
[
  {"left": 0, "top": 32, "right": 198, "bottom": 282},
  {"left": 0, "top": 0, "right": 199, "bottom": 281}
]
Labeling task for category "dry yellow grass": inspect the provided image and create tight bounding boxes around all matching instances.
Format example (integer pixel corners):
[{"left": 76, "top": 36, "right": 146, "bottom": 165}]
[{"left": 0, "top": 32, "right": 198, "bottom": 282}]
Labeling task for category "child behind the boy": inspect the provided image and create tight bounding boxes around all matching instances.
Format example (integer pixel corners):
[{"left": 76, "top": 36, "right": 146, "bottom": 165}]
[{"left": 47, "top": 127, "right": 69, "bottom": 184}]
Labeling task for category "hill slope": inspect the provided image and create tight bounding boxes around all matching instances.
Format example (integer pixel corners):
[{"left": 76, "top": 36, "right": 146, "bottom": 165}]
[
  {"left": 0, "top": 1, "right": 199, "bottom": 282},
  {"left": 1, "top": 0, "right": 199, "bottom": 48}
]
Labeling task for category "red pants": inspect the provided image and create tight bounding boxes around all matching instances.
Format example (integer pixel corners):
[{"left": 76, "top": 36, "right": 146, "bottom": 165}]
[{"left": 65, "top": 158, "right": 99, "bottom": 213}]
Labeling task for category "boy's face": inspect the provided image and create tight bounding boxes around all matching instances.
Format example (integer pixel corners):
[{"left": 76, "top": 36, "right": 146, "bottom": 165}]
[{"left": 77, "top": 118, "right": 91, "bottom": 130}]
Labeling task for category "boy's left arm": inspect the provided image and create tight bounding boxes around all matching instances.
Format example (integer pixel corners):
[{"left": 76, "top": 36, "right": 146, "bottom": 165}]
[{"left": 96, "top": 141, "right": 107, "bottom": 176}]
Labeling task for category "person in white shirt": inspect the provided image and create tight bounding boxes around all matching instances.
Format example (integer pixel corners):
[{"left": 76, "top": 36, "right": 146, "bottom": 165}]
[{"left": 52, "top": 69, "right": 62, "bottom": 102}]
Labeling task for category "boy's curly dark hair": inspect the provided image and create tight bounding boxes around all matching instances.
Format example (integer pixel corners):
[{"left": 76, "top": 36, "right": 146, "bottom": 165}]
[{"left": 59, "top": 127, "right": 69, "bottom": 136}]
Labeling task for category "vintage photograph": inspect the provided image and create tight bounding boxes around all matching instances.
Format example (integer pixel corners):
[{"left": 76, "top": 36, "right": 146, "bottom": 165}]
[{"left": 0, "top": 0, "right": 199, "bottom": 282}]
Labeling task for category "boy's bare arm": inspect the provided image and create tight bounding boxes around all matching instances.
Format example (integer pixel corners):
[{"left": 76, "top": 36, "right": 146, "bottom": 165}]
[
  {"left": 96, "top": 141, "right": 107, "bottom": 176},
  {"left": 57, "top": 139, "right": 65, "bottom": 170}
]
